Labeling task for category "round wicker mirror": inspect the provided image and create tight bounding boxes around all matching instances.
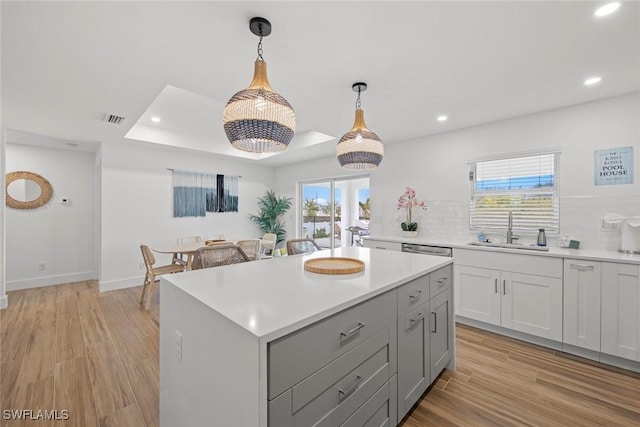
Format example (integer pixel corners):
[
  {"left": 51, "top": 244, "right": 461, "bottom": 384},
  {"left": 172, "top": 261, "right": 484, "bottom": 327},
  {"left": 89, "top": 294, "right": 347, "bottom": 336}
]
[{"left": 5, "top": 171, "right": 53, "bottom": 209}]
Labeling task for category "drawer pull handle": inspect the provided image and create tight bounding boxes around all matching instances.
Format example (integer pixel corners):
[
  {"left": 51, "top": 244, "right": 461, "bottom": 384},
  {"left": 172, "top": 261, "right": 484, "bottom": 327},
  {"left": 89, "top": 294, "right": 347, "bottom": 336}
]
[
  {"left": 437, "top": 278, "right": 447, "bottom": 285},
  {"left": 340, "top": 322, "right": 366, "bottom": 339},
  {"left": 375, "top": 247, "right": 387, "bottom": 250},
  {"left": 409, "top": 290, "right": 422, "bottom": 300},
  {"left": 495, "top": 278, "right": 498, "bottom": 294},
  {"left": 338, "top": 375, "right": 363, "bottom": 402},
  {"left": 431, "top": 312, "right": 437, "bottom": 333},
  {"left": 570, "top": 263, "right": 594, "bottom": 271},
  {"left": 410, "top": 312, "right": 424, "bottom": 324}
]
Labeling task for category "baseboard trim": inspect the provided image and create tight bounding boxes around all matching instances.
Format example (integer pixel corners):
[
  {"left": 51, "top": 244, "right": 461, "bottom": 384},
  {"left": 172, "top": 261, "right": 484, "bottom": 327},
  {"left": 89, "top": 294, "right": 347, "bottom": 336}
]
[
  {"left": 0, "top": 295, "right": 7, "bottom": 309},
  {"left": 7, "top": 271, "right": 96, "bottom": 291},
  {"left": 99, "top": 276, "right": 143, "bottom": 293}
]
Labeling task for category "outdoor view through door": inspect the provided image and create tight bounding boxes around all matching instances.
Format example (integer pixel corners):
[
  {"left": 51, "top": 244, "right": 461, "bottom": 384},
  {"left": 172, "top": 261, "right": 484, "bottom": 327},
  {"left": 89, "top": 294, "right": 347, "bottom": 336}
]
[{"left": 300, "top": 176, "right": 370, "bottom": 249}]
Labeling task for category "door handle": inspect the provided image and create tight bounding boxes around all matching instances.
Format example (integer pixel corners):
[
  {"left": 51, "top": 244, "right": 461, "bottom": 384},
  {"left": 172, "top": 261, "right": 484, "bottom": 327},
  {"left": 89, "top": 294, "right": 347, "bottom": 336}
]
[
  {"left": 503, "top": 279, "right": 506, "bottom": 295},
  {"left": 338, "top": 374, "right": 363, "bottom": 402},
  {"left": 570, "top": 263, "right": 594, "bottom": 271},
  {"left": 495, "top": 278, "right": 498, "bottom": 294},
  {"left": 431, "top": 312, "right": 437, "bottom": 333},
  {"left": 340, "top": 322, "right": 365, "bottom": 339}
]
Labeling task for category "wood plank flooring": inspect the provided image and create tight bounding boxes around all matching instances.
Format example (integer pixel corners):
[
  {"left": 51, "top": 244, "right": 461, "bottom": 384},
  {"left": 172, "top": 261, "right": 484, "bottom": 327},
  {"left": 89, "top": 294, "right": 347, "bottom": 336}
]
[{"left": 2, "top": 280, "right": 639, "bottom": 426}]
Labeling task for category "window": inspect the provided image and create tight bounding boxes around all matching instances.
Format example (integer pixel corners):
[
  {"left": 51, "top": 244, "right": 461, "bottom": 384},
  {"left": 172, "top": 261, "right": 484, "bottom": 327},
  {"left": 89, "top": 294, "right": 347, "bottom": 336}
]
[{"left": 469, "top": 152, "right": 559, "bottom": 233}]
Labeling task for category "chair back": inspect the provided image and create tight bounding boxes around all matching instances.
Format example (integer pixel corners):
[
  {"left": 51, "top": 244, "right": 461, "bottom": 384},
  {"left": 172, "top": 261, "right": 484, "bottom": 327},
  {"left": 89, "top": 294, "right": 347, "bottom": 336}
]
[
  {"left": 287, "top": 238, "right": 321, "bottom": 255},
  {"left": 140, "top": 245, "right": 156, "bottom": 271},
  {"left": 177, "top": 236, "right": 203, "bottom": 244},
  {"left": 191, "top": 244, "right": 250, "bottom": 270},
  {"left": 259, "top": 233, "right": 277, "bottom": 258},
  {"left": 236, "top": 239, "right": 260, "bottom": 261},
  {"left": 204, "top": 235, "right": 226, "bottom": 245}
]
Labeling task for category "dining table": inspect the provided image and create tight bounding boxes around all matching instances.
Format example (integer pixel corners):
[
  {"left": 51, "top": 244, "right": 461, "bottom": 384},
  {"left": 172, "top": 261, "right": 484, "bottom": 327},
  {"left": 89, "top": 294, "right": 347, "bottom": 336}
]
[{"left": 150, "top": 241, "right": 207, "bottom": 270}]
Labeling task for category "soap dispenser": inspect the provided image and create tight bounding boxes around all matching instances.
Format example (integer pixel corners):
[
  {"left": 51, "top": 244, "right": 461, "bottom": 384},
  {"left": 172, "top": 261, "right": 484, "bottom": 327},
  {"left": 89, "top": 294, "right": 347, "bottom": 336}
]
[
  {"left": 477, "top": 229, "right": 486, "bottom": 242},
  {"left": 537, "top": 228, "right": 547, "bottom": 247}
]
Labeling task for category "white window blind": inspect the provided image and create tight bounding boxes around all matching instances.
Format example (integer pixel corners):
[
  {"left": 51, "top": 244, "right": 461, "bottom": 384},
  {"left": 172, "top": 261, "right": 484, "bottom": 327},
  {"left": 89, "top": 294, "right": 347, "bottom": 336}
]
[{"left": 469, "top": 153, "right": 559, "bottom": 233}]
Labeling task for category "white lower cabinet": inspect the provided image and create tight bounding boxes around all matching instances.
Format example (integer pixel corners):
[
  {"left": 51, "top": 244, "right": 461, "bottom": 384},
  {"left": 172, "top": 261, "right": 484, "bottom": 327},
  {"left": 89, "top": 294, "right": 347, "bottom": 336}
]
[
  {"left": 397, "top": 303, "right": 429, "bottom": 417},
  {"left": 454, "top": 249, "right": 563, "bottom": 341},
  {"left": 563, "top": 259, "right": 602, "bottom": 352},
  {"left": 601, "top": 262, "right": 640, "bottom": 362}
]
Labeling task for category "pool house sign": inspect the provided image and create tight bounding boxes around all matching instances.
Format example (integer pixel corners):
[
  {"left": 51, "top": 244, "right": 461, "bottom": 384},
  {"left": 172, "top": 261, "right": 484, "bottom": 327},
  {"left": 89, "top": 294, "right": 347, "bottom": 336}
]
[{"left": 594, "top": 146, "right": 634, "bottom": 186}]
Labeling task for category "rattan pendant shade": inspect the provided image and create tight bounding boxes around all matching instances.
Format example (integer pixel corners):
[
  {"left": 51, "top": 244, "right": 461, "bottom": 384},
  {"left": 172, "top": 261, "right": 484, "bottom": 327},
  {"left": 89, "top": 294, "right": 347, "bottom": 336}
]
[
  {"left": 337, "top": 83, "right": 384, "bottom": 170},
  {"left": 223, "top": 18, "right": 295, "bottom": 153}
]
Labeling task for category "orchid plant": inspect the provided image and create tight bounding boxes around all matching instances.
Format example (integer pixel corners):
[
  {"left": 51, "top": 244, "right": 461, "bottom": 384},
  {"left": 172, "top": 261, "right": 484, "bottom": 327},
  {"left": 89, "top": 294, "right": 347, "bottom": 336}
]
[{"left": 397, "top": 187, "right": 427, "bottom": 231}]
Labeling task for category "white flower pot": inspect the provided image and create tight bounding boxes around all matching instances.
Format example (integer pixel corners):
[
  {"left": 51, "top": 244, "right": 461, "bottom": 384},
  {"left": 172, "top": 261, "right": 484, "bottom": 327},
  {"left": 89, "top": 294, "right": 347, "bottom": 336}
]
[{"left": 401, "top": 231, "right": 418, "bottom": 238}]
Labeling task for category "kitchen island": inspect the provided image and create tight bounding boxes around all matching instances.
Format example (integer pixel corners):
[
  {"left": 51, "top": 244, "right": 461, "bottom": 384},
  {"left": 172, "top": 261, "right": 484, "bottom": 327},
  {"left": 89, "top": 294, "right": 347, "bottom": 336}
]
[{"left": 159, "top": 246, "right": 454, "bottom": 427}]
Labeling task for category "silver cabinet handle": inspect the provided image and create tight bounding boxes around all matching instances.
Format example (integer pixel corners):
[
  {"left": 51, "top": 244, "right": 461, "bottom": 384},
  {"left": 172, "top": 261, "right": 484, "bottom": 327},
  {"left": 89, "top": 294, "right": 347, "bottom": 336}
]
[
  {"left": 409, "top": 290, "right": 422, "bottom": 300},
  {"left": 570, "top": 263, "right": 594, "bottom": 271},
  {"left": 410, "top": 312, "right": 424, "bottom": 324},
  {"left": 495, "top": 278, "right": 498, "bottom": 294},
  {"left": 375, "top": 246, "right": 387, "bottom": 250},
  {"left": 431, "top": 312, "right": 437, "bottom": 333},
  {"left": 338, "top": 374, "right": 362, "bottom": 402},
  {"left": 503, "top": 279, "right": 506, "bottom": 295},
  {"left": 340, "top": 322, "right": 366, "bottom": 339}
]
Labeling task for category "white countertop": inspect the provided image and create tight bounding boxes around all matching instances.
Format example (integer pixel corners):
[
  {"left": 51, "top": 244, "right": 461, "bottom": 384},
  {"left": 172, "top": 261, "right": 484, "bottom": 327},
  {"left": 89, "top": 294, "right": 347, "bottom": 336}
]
[
  {"left": 364, "top": 235, "right": 640, "bottom": 265},
  {"left": 160, "top": 246, "right": 451, "bottom": 341}
]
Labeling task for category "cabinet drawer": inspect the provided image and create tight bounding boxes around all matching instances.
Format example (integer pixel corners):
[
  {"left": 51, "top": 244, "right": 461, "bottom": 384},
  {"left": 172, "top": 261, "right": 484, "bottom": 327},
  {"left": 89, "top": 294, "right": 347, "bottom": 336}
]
[
  {"left": 268, "top": 290, "right": 397, "bottom": 399},
  {"left": 455, "top": 248, "right": 562, "bottom": 278},
  {"left": 341, "top": 375, "right": 397, "bottom": 427},
  {"left": 430, "top": 264, "right": 452, "bottom": 297},
  {"left": 397, "top": 274, "right": 429, "bottom": 316},
  {"left": 363, "top": 239, "right": 401, "bottom": 252}
]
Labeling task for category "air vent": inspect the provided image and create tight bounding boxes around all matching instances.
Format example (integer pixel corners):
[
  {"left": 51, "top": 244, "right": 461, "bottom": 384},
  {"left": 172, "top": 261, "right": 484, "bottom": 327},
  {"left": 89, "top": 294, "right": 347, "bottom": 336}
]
[{"left": 103, "top": 113, "right": 125, "bottom": 125}]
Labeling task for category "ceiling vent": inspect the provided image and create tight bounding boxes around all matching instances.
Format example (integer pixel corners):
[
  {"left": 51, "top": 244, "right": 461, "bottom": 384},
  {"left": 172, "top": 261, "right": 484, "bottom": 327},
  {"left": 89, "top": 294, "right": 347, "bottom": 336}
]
[{"left": 103, "top": 113, "right": 125, "bottom": 125}]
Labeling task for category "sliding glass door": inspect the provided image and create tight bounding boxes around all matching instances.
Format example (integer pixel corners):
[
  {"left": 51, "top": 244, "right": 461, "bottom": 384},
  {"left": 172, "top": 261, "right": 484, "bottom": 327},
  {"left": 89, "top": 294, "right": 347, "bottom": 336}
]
[{"left": 300, "top": 176, "right": 369, "bottom": 249}]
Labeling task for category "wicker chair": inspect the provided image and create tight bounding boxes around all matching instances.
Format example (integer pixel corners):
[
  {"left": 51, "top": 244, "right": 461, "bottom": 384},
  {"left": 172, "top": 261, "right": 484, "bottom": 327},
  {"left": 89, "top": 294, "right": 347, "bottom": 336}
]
[
  {"left": 173, "top": 236, "right": 204, "bottom": 267},
  {"left": 286, "top": 238, "right": 321, "bottom": 255},
  {"left": 191, "top": 244, "right": 250, "bottom": 270},
  {"left": 236, "top": 239, "right": 261, "bottom": 261},
  {"left": 139, "top": 245, "right": 184, "bottom": 310}
]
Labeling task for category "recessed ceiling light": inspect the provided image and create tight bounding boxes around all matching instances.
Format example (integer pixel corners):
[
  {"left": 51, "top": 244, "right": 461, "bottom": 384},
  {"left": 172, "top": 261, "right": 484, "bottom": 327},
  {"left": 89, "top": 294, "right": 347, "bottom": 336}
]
[
  {"left": 437, "top": 115, "right": 448, "bottom": 122},
  {"left": 594, "top": 2, "right": 620, "bottom": 17},
  {"left": 584, "top": 76, "right": 602, "bottom": 86},
  {"left": 151, "top": 116, "right": 161, "bottom": 123}
]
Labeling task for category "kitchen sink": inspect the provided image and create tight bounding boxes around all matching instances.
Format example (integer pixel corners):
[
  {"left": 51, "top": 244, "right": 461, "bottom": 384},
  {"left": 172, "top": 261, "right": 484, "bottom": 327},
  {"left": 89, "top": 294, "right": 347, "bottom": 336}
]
[{"left": 467, "top": 241, "right": 550, "bottom": 251}]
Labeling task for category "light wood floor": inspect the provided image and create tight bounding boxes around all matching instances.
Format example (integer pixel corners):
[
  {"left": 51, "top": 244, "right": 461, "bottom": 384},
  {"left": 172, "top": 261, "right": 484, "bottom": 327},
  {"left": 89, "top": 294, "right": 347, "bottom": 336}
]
[{"left": 1, "top": 280, "right": 639, "bottom": 426}]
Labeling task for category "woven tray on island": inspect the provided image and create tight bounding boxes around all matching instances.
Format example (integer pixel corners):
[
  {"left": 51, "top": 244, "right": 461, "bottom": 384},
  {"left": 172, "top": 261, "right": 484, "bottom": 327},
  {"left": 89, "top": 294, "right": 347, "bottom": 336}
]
[{"left": 304, "top": 257, "right": 365, "bottom": 275}]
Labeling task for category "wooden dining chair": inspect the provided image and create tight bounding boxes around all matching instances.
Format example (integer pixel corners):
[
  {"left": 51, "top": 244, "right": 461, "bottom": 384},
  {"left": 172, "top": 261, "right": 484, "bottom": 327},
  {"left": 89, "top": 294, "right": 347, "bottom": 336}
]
[
  {"left": 204, "top": 234, "right": 226, "bottom": 245},
  {"left": 173, "top": 236, "right": 204, "bottom": 266},
  {"left": 286, "top": 238, "right": 321, "bottom": 255},
  {"left": 236, "top": 239, "right": 261, "bottom": 261},
  {"left": 191, "top": 244, "right": 250, "bottom": 270},
  {"left": 139, "top": 245, "right": 184, "bottom": 310}
]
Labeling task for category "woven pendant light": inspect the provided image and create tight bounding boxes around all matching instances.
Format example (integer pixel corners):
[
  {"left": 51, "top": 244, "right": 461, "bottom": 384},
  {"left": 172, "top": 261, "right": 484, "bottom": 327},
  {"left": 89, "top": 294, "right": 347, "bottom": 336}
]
[
  {"left": 337, "top": 83, "right": 384, "bottom": 170},
  {"left": 223, "top": 17, "right": 295, "bottom": 153}
]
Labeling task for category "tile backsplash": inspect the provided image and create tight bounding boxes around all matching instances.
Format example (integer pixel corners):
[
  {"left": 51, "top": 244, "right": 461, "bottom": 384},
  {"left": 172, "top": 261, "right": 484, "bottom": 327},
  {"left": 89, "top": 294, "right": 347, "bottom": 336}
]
[{"left": 371, "top": 194, "right": 640, "bottom": 251}]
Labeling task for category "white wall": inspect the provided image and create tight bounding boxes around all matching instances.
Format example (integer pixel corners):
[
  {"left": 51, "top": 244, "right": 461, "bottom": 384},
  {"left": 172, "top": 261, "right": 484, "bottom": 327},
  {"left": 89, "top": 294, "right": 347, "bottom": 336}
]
[
  {"left": 276, "top": 92, "right": 640, "bottom": 251},
  {"left": 5, "top": 143, "right": 96, "bottom": 290},
  {"left": 0, "top": 130, "right": 6, "bottom": 308},
  {"left": 100, "top": 141, "right": 275, "bottom": 291}
]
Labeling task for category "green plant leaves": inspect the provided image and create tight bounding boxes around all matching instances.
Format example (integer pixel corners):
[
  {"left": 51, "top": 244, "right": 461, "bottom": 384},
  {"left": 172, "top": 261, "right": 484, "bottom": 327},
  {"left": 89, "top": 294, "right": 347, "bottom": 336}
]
[{"left": 248, "top": 190, "right": 293, "bottom": 245}]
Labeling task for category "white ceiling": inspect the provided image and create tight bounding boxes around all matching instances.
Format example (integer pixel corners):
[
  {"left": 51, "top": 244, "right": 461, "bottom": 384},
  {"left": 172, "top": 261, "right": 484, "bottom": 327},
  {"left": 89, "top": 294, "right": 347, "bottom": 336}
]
[{"left": 2, "top": 1, "right": 639, "bottom": 167}]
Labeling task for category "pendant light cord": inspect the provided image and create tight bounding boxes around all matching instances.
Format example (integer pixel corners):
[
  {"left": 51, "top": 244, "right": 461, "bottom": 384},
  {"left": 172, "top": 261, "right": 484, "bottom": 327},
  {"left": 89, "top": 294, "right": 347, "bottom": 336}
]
[
  {"left": 355, "top": 87, "right": 362, "bottom": 110},
  {"left": 257, "top": 35, "right": 264, "bottom": 60}
]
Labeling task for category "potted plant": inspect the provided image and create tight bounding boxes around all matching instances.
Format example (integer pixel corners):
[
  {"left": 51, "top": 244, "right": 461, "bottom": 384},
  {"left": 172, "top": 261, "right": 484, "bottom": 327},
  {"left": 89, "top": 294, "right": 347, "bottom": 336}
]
[
  {"left": 249, "top": 190, "right": 293, "bottom": 245},
  {"left": 397, "top": 187, "right": 427, "bottom": 237}
]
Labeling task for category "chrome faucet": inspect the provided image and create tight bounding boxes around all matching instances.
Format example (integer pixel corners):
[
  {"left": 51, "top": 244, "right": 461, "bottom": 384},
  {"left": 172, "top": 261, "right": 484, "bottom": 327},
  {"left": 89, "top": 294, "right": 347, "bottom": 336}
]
[{"left": 506, "top": 211, "right": 519, "bottom": 244}]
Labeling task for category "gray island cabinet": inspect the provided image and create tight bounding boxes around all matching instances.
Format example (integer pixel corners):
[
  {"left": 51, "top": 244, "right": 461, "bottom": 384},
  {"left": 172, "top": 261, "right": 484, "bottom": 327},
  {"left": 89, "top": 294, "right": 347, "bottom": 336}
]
[{"left": 159, "top": 247, "right": 454, "bottom": 427}]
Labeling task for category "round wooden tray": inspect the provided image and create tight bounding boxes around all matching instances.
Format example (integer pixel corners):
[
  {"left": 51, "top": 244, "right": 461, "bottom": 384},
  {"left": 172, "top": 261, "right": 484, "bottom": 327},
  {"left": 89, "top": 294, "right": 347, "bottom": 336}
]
[{"left": 304, "top": 257, "right": 365, "bottom": 275}]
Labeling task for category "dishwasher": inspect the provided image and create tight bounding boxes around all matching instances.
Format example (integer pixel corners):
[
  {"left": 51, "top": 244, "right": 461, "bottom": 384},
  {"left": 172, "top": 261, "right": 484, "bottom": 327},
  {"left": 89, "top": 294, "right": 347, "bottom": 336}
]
[{"left": 401, "top": 243, "right": 452, "bottom": 257}]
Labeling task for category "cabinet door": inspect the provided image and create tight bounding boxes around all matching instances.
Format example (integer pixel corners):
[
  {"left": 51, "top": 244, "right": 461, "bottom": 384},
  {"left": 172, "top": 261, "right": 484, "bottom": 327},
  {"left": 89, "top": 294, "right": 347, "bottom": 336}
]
[
  {"left": 362, "top": 239, "right": 401, "bottom": 252},
  {"left": 454, "top": 265, "right": 501, "bottom": 325},
  {"left": 430, "top": 287, "right": 453, "bottom": 383},
  {"left": 501, "top": 272, "right": 562, "bottom": 341},
  {"left": 563, "top": 260, "right": 601, "bottom": 351},
  {"left": 397, "top": 304, "right": 429, "bottom": 419},
  {"left": 602, "top": 263, "right": 640, "bottom": 361}
]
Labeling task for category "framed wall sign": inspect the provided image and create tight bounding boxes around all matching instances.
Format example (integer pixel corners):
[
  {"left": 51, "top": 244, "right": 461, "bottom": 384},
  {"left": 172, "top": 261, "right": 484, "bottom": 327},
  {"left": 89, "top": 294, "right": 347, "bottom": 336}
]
[{"left": 594, "top": 146, "right": 634, "bottom": 185}]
